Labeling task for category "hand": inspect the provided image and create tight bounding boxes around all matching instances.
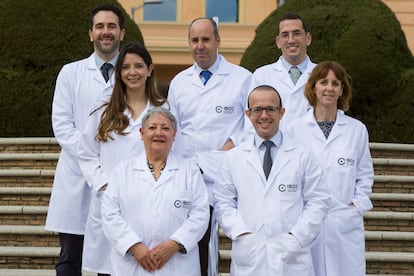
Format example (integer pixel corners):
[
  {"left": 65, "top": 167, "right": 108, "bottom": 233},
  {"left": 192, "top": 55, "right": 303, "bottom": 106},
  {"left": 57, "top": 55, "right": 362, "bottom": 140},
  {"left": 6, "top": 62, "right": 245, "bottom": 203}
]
[
  {"left": 149, "top": 240, "right": 180, "bottom": 269},
  {"left": 221, "top": 139, "right": 235, "bottom": 151},
  {"left": 129, "top": 243, "right": 159, "bottom": 272}
]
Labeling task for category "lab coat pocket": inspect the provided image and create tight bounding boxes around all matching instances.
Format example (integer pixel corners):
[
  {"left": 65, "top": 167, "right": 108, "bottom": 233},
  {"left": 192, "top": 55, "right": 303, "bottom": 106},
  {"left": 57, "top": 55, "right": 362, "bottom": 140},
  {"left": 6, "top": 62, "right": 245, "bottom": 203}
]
[
  {"left": 89, "top": 189, "right": 105, "bottom": 222},
  {"left": 279, "top": 233, "right": 313, "bottom": 275},
  {"left": 231, "top": 233, "right": 257, "bottom": 267},
  {"left": 336, "top": 206, "right": 363, "bottom": 235}
]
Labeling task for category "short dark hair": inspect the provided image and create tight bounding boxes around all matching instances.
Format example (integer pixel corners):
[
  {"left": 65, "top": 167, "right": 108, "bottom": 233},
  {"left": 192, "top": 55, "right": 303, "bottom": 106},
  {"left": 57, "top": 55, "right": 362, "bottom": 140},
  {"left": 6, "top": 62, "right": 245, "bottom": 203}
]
[
  {"left": 247, "top": 85, "right": 283, "bottom": 108},
  {"left": 89, "top": 4, "right": 125, "bottom": 30},
  {"left": 278, "top": 12, "right": 308, "bottom": 34}
]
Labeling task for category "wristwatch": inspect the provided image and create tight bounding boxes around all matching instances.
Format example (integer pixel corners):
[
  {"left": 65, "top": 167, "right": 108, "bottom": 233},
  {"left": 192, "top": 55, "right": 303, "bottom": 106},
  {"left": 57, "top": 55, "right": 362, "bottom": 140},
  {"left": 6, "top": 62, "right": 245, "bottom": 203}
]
[{"left": 175, "top": 241, "right": 187, "bottom": 254}]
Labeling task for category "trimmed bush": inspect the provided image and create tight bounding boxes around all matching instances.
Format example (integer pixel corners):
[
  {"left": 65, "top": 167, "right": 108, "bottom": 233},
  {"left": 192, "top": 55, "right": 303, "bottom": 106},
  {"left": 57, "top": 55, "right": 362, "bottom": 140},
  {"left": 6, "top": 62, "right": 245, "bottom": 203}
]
[
  {"left": 240, "top": 0, "right": 414, "bottom": 142},
  {"left": 0, "top": 0, "right": 144, "bottom": 137}
]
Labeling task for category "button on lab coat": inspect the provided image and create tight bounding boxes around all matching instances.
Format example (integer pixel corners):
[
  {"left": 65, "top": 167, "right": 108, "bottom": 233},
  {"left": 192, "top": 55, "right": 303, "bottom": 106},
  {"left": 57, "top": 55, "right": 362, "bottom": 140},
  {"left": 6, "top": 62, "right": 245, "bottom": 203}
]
[
  {"left": 213, "top": 133, "right": 330, "bottom": 276},
  {"left": 78, "top": 101, "right": 155, "bottom": 273},
  {"left": 46, "top": 53, "right": 115, "bottom": 234},
  {"left": 102, "top": 153, "right": 209, "bottom": 276},
  {"left": 251, "top": 56, "right": 316, "bottom": 130},
  {"left": 288, "top": 109, "right": 374, "bottom": 276}
]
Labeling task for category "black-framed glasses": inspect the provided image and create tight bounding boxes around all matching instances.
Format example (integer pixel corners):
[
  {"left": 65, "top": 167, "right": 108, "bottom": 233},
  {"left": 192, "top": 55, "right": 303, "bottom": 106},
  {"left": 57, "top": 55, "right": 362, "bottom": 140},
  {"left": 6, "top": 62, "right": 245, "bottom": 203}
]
[
  {"left": 248, "top": 106, "right": 281, "bottom": 116},
  {"left": 278, "top": 30, "right": 306, "bottom": 40}
]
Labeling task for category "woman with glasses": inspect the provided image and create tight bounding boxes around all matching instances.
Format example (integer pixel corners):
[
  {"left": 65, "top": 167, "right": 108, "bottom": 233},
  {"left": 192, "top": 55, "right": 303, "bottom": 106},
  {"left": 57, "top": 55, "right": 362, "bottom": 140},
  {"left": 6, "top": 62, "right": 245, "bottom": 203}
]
[{"left": 288, "top": 61, "right": 374, "bottom": 276}]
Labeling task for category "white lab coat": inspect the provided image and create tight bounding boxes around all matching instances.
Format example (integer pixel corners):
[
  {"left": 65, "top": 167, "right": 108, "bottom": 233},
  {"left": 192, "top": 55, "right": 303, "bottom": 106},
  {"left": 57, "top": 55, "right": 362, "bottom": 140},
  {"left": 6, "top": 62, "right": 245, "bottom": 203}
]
[
  {"left": 213, "top": 132, "right": 330, "bottom": 276},
  {"left": 78, "top": 101, "right": 156, "bottom": 273},
  {"left": 168, "top": 55, "right": 252, "bottom": 204},
  {"left": 288, "top": 108, "right": 374, "bottom": 276},
  {"left": 45, "top": 53, "right": 115, "bottom": 234},
  {"left": 251, "top": 56, "right": 317, "bottom": 130},
  {"left": 101, "top": 152, "right": 210, "bottom": 276},
  {"left": 168, "top": 55, "right": 252, "bottom": 275}
]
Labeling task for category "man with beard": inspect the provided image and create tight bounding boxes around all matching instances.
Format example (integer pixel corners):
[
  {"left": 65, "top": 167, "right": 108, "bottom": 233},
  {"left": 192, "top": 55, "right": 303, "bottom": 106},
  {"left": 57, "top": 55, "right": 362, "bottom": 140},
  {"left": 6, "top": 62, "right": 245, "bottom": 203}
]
[{"left": 45, "top": 4, "right": 125, "bottom": 276}]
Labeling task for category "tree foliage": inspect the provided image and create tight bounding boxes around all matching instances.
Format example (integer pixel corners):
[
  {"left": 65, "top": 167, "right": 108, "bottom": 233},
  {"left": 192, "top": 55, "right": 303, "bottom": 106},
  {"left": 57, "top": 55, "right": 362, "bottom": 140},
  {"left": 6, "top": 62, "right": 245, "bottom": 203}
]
[
  {"left": 240, "top": 0, "right": 414, "bottom": 142},
  {"left": 0, "top": 0, "right": 144, "bottom": 136}
]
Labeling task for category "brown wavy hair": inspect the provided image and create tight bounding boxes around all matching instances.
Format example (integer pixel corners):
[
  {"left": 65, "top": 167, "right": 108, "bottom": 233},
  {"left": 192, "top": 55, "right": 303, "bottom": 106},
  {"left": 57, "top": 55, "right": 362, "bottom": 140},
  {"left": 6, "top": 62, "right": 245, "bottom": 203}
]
[
  {"left": 96, "top": 42, "right": 167, "bottom": 142},
  {"left": 304, "top": 61, "right": 352, "bottom": 111}
]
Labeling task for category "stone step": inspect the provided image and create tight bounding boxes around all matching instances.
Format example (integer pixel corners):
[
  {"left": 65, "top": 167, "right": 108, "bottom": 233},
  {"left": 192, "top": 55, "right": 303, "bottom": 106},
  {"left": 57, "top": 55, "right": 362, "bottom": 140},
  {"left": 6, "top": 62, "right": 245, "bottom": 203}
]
[
  {"left": 0, "top": 225, "right": 58, "bottom": 247},
  {"left": 364, "top": 211, "right": 414, "bottom": 232},
  {"left": 0, "top": 269, "right": 94, "bottom": 276},
  {"left": 372, "top": 175, "right": 414, "bottom": 194},
  {"left": 0, "top": 169, "right": 54, "bottom": 188},
  {"left": 0, "top": 246, "right": 58, "bottom": 269},
  {"left": 371, "top": 193, "right": 414, "bottom": 212},
  {"left": 0, "top": 206, "right": 48, "bottom": 226},
  {"left": 369, "top": 142, "right": 414, "bottom": 159},
  {"left": 0, "top": 153, "right": 59, "bottom": 169},
  {"left": 0, "top": 138, "right": 60, "bottom": 153},
  {"left": 373, "top": 158, "right": 414, "bottom": 176},
  {"left": 0, "top": 187, "right": 51, "bottom": 206}
]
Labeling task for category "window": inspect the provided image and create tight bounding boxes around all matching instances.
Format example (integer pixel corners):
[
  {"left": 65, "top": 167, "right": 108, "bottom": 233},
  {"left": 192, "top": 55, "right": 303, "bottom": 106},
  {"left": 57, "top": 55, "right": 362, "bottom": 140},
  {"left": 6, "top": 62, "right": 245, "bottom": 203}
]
[
  {"left": 206, "top": 0, "right": 238, "bottom": 22},
  {"left": 144, "top": 0, "right": 177, "bottom": 21}
]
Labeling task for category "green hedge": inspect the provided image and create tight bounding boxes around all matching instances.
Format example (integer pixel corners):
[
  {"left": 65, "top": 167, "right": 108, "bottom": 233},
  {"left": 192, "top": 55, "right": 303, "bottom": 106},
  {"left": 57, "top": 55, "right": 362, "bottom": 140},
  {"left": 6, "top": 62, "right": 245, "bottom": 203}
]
[
  {"left": 240, "top": 0, "right": 414, "bottom": 143},
  {"left": 0, "top": 0, "right": 144, "bottom": 137}
]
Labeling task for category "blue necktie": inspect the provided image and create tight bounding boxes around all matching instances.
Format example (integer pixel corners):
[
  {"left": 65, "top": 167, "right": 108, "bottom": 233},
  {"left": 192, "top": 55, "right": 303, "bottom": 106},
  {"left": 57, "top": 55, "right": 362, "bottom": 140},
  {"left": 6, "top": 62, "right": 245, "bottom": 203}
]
[
  {"left": 101, "top": 63, "right": 113, "bottom": 83},
  {"left": 263, "top": 141, "right": 274, "bottom": 180},
  {"left": 200, "top": 70, "right": 212, "bottom": 85}
]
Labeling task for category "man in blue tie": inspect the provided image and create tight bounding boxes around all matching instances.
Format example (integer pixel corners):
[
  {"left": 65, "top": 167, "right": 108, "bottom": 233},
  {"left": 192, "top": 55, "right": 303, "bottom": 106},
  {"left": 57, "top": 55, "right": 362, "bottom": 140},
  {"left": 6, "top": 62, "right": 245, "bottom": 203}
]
[{"left": 167, "top": 17, "right": 252, "bottom": 276}]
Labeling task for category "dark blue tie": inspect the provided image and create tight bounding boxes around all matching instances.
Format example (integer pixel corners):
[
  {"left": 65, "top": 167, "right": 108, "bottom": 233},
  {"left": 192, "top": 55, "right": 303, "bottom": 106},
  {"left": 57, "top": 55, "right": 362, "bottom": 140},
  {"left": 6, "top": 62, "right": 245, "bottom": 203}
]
[
  {"left": 200, "top": 70, "right": 212, "bottom": 85},
  {"left": 263, "top": 141, "right": 274, "bottom": 180},
  {"left": 101, "top": 63, "right": 113, "bottom": 82}
]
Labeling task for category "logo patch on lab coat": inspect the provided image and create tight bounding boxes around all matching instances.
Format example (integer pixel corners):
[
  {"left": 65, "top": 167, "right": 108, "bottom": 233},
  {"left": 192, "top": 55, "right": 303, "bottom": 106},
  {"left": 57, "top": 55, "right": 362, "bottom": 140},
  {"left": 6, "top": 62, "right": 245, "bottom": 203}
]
[
  {"left": 174, "top": 200, "right": 192, "bottom": 209},
  {"left": 338, "top": 157, "right": 355, "bottom": 166},
  {"left": 215, "top": 105, "right": 235, "bottom": 114},
  {"left": 278, "top": 184, "right": 298, "bottom": 193}
]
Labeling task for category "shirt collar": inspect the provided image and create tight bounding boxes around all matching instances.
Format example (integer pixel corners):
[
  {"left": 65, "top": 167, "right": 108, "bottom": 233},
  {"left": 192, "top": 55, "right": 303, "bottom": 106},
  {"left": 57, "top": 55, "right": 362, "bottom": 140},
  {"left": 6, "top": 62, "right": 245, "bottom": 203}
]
[
  {"left": 195, "top": 54, "right": 221, "bottom": 76},
  {"left": 254, "top": 130, "right": 283, "bottom": 150},
  {"left": 94, "top": 52, "right": 119, "bottom": 69},
  {"left": 280, "top": 55, "right": 310, "bottom": 73}
]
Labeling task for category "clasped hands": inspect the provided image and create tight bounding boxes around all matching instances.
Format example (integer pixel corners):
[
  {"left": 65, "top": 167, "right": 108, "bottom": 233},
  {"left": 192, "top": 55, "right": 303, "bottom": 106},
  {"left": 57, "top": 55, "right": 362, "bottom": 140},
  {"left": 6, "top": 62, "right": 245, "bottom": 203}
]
[{"left": 129, "top": 240, "right": 181, "bottom": 272}]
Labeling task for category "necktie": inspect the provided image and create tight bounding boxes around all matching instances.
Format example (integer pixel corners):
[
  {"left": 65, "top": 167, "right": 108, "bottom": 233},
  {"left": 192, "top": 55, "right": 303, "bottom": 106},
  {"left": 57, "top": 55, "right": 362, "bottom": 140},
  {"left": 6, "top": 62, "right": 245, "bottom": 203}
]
[
  {"left": 263, "top": 140, "right": 274, "bottom": 180},
  {"left": 200, "top": 70, "right": 212, "bottom": 85},
  {"left": 101, "top": 63, "right": 113, "bottom": 82},
  {"left": 290, "top": 66, "right": 301, "bottom": 85}
]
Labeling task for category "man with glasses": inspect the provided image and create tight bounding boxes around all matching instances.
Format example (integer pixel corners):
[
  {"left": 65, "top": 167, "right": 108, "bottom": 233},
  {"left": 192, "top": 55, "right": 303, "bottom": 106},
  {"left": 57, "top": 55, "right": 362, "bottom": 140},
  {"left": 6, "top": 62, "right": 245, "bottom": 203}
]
[
  {"left": 213, "top": 85, "right": 329, "bottom": 276},
  {"left": 251, "top": 12, "right": 316, "bottom": 130}
]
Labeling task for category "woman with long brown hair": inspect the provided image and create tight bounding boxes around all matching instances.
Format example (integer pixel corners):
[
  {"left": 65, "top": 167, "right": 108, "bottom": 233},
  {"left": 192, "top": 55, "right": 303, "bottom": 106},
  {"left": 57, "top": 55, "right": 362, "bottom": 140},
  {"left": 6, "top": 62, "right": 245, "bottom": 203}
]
[{"left": 78, "top": 42, "right": 167, "bottom": 275}]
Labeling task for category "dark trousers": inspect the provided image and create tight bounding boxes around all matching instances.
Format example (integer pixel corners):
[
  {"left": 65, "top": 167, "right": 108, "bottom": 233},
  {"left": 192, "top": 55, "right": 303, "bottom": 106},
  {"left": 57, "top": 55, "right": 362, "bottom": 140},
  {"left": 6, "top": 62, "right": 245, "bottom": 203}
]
[
  {"left": 56, "top": 233, "right": 84, "bottom": 276},
  {"left": 198, "top": 206, "right": 213, "bottom": 276}
]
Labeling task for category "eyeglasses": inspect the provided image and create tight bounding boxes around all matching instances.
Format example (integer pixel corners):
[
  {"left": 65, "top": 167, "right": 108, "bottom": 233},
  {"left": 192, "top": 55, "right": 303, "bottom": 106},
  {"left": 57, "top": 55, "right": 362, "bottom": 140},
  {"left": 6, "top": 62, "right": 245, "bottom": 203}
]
[
  {"left": 248, "top": 106, "right": 281, "bottom": 116},
  {"left": 278, "top": 30, "right": 306, "bottom": 40}
]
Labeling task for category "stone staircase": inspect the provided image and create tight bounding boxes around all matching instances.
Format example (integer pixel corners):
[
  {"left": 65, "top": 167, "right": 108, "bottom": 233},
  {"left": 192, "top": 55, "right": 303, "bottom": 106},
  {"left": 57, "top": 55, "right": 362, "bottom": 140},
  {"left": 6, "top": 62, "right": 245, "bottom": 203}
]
[{"left": 0, "top": 138, "right": 414, "bottom": 275}]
